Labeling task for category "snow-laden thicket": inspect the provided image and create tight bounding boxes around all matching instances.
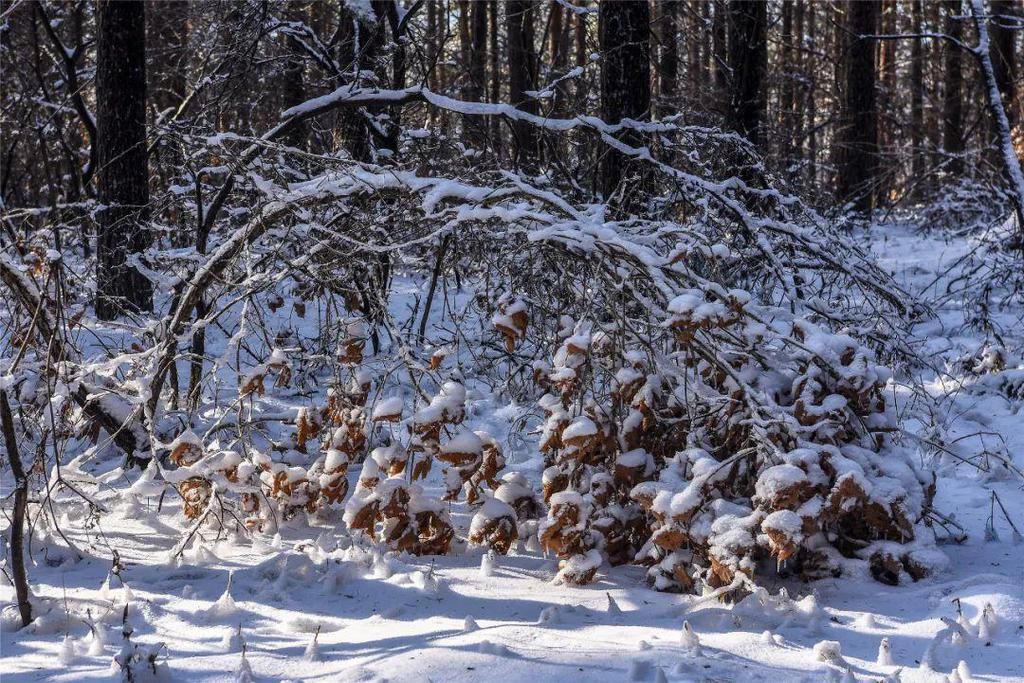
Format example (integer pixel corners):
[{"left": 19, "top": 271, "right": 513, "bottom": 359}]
[{"left": 1, "top": 85, "right": 944, "bottom": 600}]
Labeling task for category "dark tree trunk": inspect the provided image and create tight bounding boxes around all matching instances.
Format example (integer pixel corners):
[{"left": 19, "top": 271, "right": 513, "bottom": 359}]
[
  {"left": 725, "top": 0, "right": 768, "bottom": 146},
  {"left": 462, "top": 0, "right": 489, "bottom": 148},
  {"left": 1, "top": 390, "right": 31, "bottom": 628},
  {"left": 943, "top": 0, "right": 965, "bottom": 176},
  {"left": 281, "top": 3, "right": 308, "bottom": 149},
  {"left": 806, "top": 0, "right": 817, "bottom": 188},
  {"left": 658, "top": 0, "right": 679, "bottom": 116},
  {"left": 712, "top": 0, "right": 728, "bottom": 111},
  {"left": 835, "top": 0, "right": 880, "bottom": 213},
  {"left": 548, "top": 0, "right": 571, "bottom": 116},
  {"left": 687, "top": 1, "right": 701, "bottom": 99},
  {"left": 96, "top": 0, "right": 153, "bottom": 319},
  {"left": 989, "top": 0, "right": 1018, "bottom": 129},
  {"left": 507, "top": 0, "right": 539, "bottom": 169},
  {"left": 779, "top": 0, "right": 795, "bottom": 160},
  {"left": 598, "top": 0, "right": 650, "bottom": 203},
  {"left": 467, "top": 0, "right": 488, "bottom": 102},
  {"left": 910, "top": 0, "right": 925, "bottom": 180}
]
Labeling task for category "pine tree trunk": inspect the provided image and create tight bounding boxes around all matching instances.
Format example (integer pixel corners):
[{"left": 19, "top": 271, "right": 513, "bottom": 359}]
[
  {"left": 281, "top": 3, "right": 308, "bottom": 149},
  {"left": 726, "top": 0, "right": 768, "bottom": 146},
  {"left": 508, "top": 0, "right": 539, "bottom": 169},
  {"left": 781, "top": 0, "right": 795, "bottom": 154},
  {"left": 658, "top": 0, "right": 679, "bottom": 116},
  {"left": 835, "top": 0, "right": 880, "bottom": 214},
  {"left": 96, "top": 0, "right": 153, "bottom": 319},
  {"left": 807, "top": 0, "right": 818, "bottom": 188},
  {"left": 712, "top": 1, "right": 728, "bottom": 112},
  {"left": 943, "top": 0, "right": 965, "bottom": 176},
  {"left": 911, "top": 0, "right": 925, "bottom": 183},
  {"left": 989, "top": 0, "right": 1018, "bottom": 130},
  {"left": 598, "top": 0, "right": 650, "bottom": 203}
]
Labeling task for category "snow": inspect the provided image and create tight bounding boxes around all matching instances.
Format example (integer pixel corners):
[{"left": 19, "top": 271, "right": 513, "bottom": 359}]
[
  {"left": 371, "top": 396, "right": 404, "bottom": 421},
  {"left": 561, "top": 415, "right": 597, "bottom": 442},
  {"left": 3, "top": 225, "right": 1024, "bottom": 682}
]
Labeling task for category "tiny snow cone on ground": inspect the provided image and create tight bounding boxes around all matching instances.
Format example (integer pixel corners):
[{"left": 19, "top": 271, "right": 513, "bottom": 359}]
[
  {"left": 956, "top": 660, "right": 971, "bottom": 680},
  {"left": 236, "top": 646, "right": 255, "bottom": 683},
  {"left": 606, "top": 593, "right": 622, "bottom": 616},
  {"left": 222, "top": 623, "right": 244, "bottom": 653},
  {"left": 463, "top": 615, "right": 479, "bottom": 633},
  {"left": 59, "top": 634, "right": 76, "bottom": 665},
  {"left": 813, "top": 640, "right": 845, "bottom": 665},
  {"left": 877, "top": 637, "right": 894, "bottom": 666},
  {"left": 207, "top": 572, "right": 238, "bottom": 620},
  {"left": 88, "top": 625, "right": 108, "bottom": 656},
  {"left": 304, "top": 626, "right": 321, "bottom": 662},
  {"left": 680, "top": 620, "right": 700, "bottom": 653}
]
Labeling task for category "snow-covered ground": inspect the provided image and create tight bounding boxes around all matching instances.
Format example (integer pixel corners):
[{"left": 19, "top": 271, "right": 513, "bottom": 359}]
[{"left": 2, "top": 224, "right": 1023, "bottom": 682}]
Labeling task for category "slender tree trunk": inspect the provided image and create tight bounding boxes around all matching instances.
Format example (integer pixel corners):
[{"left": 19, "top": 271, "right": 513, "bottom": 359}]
[
  {"left": 1, "top": 390, "right": 31, "bottom": 628},
  {"left": 508, "top": 0, "right": 539, "bottom": 169},
  {"left": 726, "top": 0, "right": 768, "bottom": 146},
  {"left": 970, "top": 0, "right": 1024, "bottom": 231},
  {"left": 807, "top": 0, "right": 818, "bottom": 188},
  {"left": 598, "top": 0, "right": 650, "bottom": 205},
  {"left": 793, "top": 0, "right": 805, "bottom": 168},
  {"left": 835, "top": 0, "right": 880, "bottom": 214},
  {"left": 911, "top": 0, "right": 925, "bottom": 183},
  {"left": 549, "top": 0, "right": 570, "bottom": 117},
  {"left": 712, "top": 0, "right": 728, "bottom": 112},
  {"left": 927, "top": 0, "right": 943, "bottom": 166},
  {"left": 687, "top": 1, "right": 701, "bottom": 100},
  {"left": 877, "top": 0, "right": 896, "bottom": 201},
  {"left": 658, "top": 0, "right": 679, "bottom": 117},
  {"left": 781, "top": 0, "right": 795, "bottom": 136},
  {"left": 96, "top": 0, "right": 153, "bottom": 319},
  {"left": 989, "top": 0, "right": 1018, "bottom": 130},
  {"left": 281, "top": 3, "right": 308, "bottom": 149},
  {"left": 943, "top": 0, "right": 965, "bottom": 176}
]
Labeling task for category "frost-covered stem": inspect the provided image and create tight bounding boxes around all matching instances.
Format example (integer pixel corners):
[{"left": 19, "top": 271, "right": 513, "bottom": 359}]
[
  {"left": 970, "top": 0, "right": 1024, "bottom": 234},
  {"left": 1, "top": 389, "right": 32, "bottom": 628}
]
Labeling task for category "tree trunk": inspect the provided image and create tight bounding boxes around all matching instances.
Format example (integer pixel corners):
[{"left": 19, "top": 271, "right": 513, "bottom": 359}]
[
  {"left": 835, "top": 0, "right": 880, "bottom": 214},
  {"left": 0, "top": 389, "right": 31, "bottom": 628},
  {"left": 970, "top": 0, "right": 1024, "bottom": 231},
  {"left": 508, "top": 0, "right": 539, "bottom": 169},
  {"left": 549, "top": 0, "right": 571, "bottom": 117},
  {"left": 281, "top": 3, "right": 308, "bottom": 149},
  {"left": 96, "top": 0, "right": 153, "bottom": 319},
  {"left": 687, "top": 1, "right": 702, "bottom": 99},
  {"left": 943, "top": 0, "right": 965, "bottom": 176},
  {"left": 781, "top": 0, "right": 795, "bottom": 137},
  {"left": 598, "top": 0, "right": 650, "bottom": 203},
  {"left": 911, "top": 0, "right": 925, "bottom": 183},
  {"left": 989, "top": 0, "right": 1018, "bottom": 130},
  {"left": 806, "top": 0, "right": 818, "bottom": 188},
  {"left": 658, "top": 0, "right": 679, "bottom": 116},
  {"left": 725, "top": 0, "right": 768, "bottom": 146},
  {"left": 712, "top": 0, "right": 728, "bottom": 112}
]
